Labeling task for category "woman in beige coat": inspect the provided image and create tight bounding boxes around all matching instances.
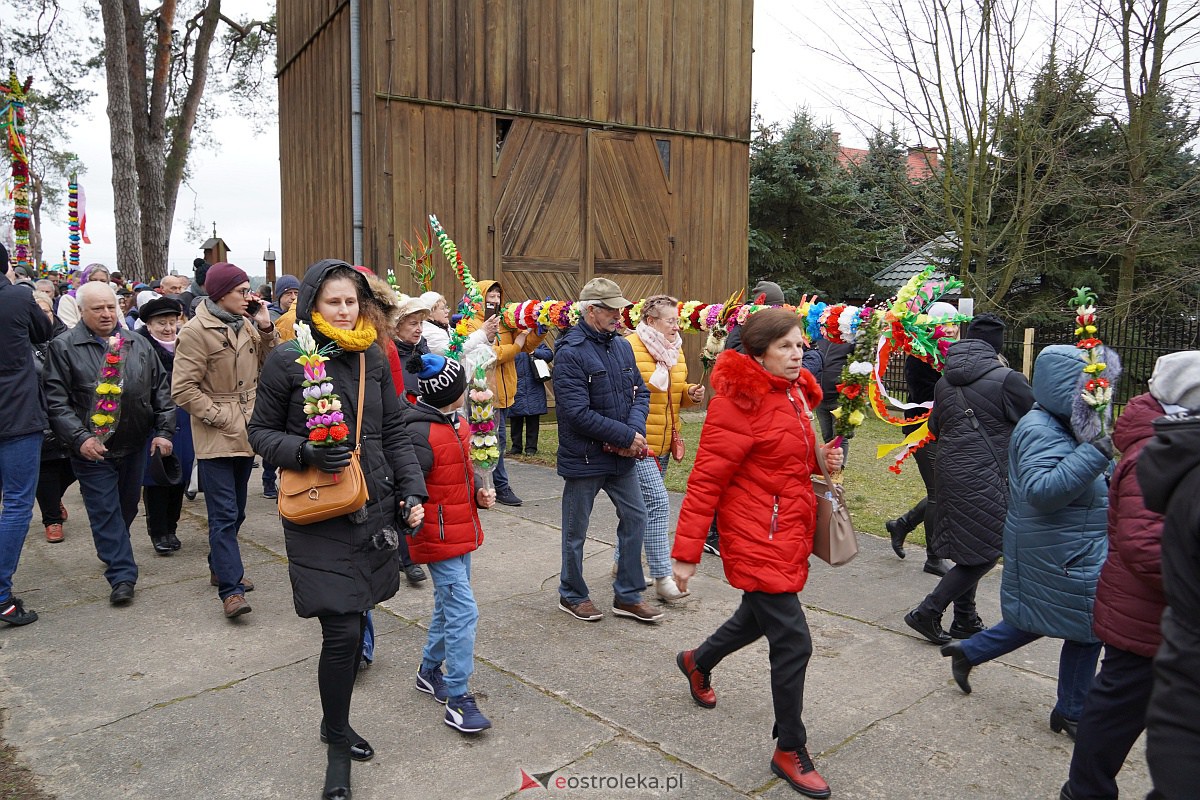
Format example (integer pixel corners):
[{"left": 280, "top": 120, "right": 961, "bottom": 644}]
[{"left": 172, "top": 262, "right": 279, "bottom": 619}]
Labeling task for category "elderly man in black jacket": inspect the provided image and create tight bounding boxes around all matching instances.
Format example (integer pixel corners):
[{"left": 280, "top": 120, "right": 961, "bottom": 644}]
[
  {"left": 44, "top": 282, "right": 175, "bottom": 605},
  {"left": 0, "top": 243, "right": 54, "bottom": 626}
]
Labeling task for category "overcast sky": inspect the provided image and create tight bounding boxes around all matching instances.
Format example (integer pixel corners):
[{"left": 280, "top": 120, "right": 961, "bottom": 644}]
[{"left": 32, "top": 2, "right": 886, "bottom": 278}]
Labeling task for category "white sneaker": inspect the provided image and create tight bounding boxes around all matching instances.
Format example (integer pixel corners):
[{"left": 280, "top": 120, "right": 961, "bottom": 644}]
[{"left": 655, "top": 576, "right": 689, "bottom": 601}]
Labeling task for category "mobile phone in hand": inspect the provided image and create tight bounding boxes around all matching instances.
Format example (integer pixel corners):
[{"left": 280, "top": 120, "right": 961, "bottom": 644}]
[
  {"left": 484, "top": 303, "right": 498, "bottom": 320},
  {"left": 246, "top": 299, "right": 262, "bottom": 316}
]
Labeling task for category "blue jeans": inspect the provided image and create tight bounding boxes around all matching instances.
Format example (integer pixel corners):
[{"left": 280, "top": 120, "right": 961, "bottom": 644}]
[
  {"left": 73, "top": 449, "right": 147, "bottom": 588},
  {"left": 361, "top": 610, "right": 375, "bottom": 664},
  {"left": 198, "top": 457, "right": 253, "bottom": 600},
  {"left": 421, "top": 553, "right": 478, "bottom": 697},
  {"left": 493, "top": 407, "right": 510, "bottom": 492},
  {"left": 959, "top": 619, "right": 1102, "bottom": 720},
  {"left": 560, "top": 468, "right": 647, "bottom": 605},
  {"left": 613, "top": 455, "right": 671, "bottom": 578},
  {"left": 0, "top": 433, "right": 43, "bottom": 601}
]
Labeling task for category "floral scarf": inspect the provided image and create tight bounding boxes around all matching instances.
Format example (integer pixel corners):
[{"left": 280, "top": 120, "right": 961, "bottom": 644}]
[{"left": 635, "top": 321, "right": 680, "bottom": 391}]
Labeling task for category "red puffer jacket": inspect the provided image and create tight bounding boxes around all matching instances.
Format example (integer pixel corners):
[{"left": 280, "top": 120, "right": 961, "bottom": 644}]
[
  {"left": 1093, "top": 392, "right": 1167, "bottom": 657},
  {"left": 672, "top": 349, "right": 822, "bottom": 594},
  {"left": 405, "top": 403, "right": 484, "bottom": 564}
]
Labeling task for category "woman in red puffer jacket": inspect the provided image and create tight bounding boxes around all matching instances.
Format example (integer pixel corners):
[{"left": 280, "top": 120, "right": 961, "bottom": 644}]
[
  {"left": 1063, "top": 355, "right": 1200, "bottom": 800},
  {"left": 671, "top": 308, "right": 843, "bottom": 800}
]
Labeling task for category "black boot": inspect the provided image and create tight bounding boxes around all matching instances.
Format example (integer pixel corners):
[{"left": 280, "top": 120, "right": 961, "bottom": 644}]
[
  {"left": 904, "top": 607, "right": 951, "bottom": 644},
  {"left": 940, "top": 641, "right": 973, "bottom": 694},
  {"left": 885, "top": 498, "right": 926, "bottom": 559},
  {"left": 322, "top": 742, "right": 352, "bottom": 800}
]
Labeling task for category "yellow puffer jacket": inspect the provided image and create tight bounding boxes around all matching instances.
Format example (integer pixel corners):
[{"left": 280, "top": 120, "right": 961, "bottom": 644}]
[
  {"left": 628, "top": 332, "right": 698, "bottom": 456},
  {"left": 460, "top": 280, "right": 542, "bottom": 409}
]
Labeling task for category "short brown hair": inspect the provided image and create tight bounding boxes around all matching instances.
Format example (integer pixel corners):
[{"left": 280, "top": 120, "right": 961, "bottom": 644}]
[{"left": 739, "top": 307, "right": 802, "bottom": 357}]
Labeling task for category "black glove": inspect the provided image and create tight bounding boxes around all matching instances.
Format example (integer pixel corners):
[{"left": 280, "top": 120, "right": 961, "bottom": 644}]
[
  {"left": 1090, "top": 435, "right": 1114, "bottom": 460},
  {"left": 301, "top": 442, "right": 352, "bottom": 473},
  {"left": 398, "top": 495, "right": 424, "bottom": 535}
]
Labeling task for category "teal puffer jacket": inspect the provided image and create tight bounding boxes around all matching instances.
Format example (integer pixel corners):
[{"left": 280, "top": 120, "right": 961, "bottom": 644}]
[{"left": 1000, "top": 344, "right": 1119, "bottom": 643}]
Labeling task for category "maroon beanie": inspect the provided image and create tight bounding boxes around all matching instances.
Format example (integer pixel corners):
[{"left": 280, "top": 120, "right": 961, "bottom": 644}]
[{"left": 204, "top": 262, "right": 249, "bottom": 301}]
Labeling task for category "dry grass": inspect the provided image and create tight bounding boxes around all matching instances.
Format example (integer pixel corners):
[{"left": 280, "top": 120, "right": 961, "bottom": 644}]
[{"left": 510, "top": 413, "right": 930, "bottom": 545}]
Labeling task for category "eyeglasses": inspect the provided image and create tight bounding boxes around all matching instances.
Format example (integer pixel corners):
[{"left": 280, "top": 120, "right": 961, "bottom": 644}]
[
  {"left": 651, "top": 316, "right": 681, "bottom": 328},
  {"left": 238, "top": 288, "right": 253, "bottom": 297}
]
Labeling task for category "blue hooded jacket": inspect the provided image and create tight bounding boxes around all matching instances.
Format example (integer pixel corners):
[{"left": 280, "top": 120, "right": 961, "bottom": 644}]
[
  {"left": 1001, "top": 344, "right": 1120, "bottom": 642},
  {"left": 551, "top": 320, "right": 649, "bottom": 479}
]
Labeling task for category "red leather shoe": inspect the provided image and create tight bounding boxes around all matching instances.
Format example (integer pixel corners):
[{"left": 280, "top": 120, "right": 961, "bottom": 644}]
[
  {"left": 45, "top": 524, "right": 64, "bottom": 544},
  {"left": 676, "top": 650, "right": 716, "bottom": 708},
  {"left": 771, "top": 746, "right": 830, "bottom": 798}
]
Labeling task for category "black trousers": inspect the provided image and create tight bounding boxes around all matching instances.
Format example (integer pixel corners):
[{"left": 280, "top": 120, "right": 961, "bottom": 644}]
[
  {"left": 1145, "top": 612, "right": 1200, "bottom": 800},
  {"left": 36, "top": 458, "right": 76, "bottom": 526},
  {"left": 143, "top": 484, "right": 185, "bottom": 539},
  {"left": 509, "top": 414, "right": 541, "bottom": 452},
  {"left": 897, "top": 429, "right": 938, "bottom": 559},
  {"left": 694, "top": 591, "right": 813, "bottom": 751},
  {"left": 1066, "top": 643, "right": 1154, "bottom": 799},
  {"left": 317, "top": 612, "right": 368, "bottom": 743},
  {"left": 917, "top": 560, "right": 996, "bottom": 622}
]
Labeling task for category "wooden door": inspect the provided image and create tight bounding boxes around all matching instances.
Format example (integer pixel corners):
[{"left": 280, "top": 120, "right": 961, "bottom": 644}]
[
  {"left": 492, "top": 120, "right": 586, "bottom": 303},
  {"left": 587, "top": 130, "right": 672, "bottom": 303}
]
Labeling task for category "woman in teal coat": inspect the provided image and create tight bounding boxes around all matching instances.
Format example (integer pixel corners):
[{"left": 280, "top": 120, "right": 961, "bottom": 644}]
[{"left": 941, "top": 344, "right": 1120, "bottom": 740}]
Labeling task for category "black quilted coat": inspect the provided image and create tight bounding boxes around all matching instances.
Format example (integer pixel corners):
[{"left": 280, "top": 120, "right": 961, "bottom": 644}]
[
  {"left": 927, "top": 339, "right": 1034, "bottom": 565},
  {"left": 248, "top": 260, "right": 427, "bottom": 618}
]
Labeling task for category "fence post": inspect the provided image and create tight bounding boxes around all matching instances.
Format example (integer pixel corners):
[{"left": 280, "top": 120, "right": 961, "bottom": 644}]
[{"left": 1022, "top": 328, "right": 1035, "bottom": 379}]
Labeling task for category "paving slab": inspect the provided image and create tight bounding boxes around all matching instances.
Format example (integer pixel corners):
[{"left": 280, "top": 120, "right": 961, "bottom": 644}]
[{"left": 0, "top": 460, "right": 1152, "bottom": 799}]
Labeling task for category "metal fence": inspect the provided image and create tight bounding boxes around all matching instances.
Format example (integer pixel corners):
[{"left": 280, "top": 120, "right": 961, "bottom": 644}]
[{"left": 880, "top": 316, "right": 1199, "bottom": 411}]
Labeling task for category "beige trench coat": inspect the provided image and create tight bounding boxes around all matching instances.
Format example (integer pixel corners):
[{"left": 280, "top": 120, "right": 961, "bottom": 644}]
[{"left": 172, "top": 302, "right": 280, "bottom": 458}]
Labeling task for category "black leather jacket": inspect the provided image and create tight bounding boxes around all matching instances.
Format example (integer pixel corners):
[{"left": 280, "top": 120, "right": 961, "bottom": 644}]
[{"left": 44, "top": 322, "right": 175, "bottom": 458}]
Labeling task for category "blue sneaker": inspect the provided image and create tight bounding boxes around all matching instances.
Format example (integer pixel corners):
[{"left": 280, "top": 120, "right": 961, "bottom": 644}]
[
  {"left": 415, "top": 665, "right": 449, "bottom": 704},
  {"left": 444, "top": 693, "right": 492, "bottom": 734}
]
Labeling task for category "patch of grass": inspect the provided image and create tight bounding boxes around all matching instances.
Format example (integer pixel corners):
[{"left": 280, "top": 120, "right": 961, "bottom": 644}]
[
  {"left": 0, "top": 718, "right": 52, "bottom": 800},
  {"left": 512, "top": 414, "right": 929, "bottom": 544}
]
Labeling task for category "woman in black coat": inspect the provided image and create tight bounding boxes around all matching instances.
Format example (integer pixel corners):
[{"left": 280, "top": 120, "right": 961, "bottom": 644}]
[
  {"left": 904, "top": 316, "right": 1034, "bottom": 644},
  {"left": 248, "top": 260, "right": 426, "bottom": 800}
]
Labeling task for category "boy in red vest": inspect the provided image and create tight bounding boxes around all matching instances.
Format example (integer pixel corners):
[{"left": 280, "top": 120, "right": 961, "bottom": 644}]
[{"left": 405, "top": 354, "right": 497, "bottom": 733}]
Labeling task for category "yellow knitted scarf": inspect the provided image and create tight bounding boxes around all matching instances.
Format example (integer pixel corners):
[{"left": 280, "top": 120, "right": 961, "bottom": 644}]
[{"left": 311, "top": 312, "right": 378, "bottom": 352}]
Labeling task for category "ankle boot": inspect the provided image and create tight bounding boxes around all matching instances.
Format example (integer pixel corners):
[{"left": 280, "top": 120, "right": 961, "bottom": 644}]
[{"left": 322, "top": 742, "right": 352, "bottom": 800}]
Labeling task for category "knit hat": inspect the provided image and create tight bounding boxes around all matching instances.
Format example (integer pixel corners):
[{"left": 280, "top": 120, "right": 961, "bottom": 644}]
[
  {"left": 203, "top": 262, "right": 249, "bottom": 301},
  {"left": 963, "top": 313, "right": 1006, "bottom": 355},
  {"left": 135, "top": 289, "right": 159, "bottom": 310},
  {"left": 275, "top": 273, "right": 301, "bottom": 298},
  {"left": 1149, "top": 351, "right": 1200, "bottom": 412},
  {"left": 415, "top": 353, "right": 466, "bottom": 408},
  {"left": 750, "top": 280, "right": 786, "bottom": 305},
  {"left": 926, "top": 301, "right": 958, "bottom": 320},
  {"left": 420, "top": 291, "right": 444, "bottom": 310}
]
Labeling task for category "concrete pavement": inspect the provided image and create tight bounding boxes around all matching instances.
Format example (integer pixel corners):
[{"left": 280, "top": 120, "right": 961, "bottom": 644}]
[{"left": 0, "top": 458, "right": 1150, "bottom": 799}]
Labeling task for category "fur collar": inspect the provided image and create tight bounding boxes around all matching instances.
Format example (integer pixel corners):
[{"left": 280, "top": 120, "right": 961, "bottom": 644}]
[{"left": 710, "top": 349, "right": 822, "bottom": 414}]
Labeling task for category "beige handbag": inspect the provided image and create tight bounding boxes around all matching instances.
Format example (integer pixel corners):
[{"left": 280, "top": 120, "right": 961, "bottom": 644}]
[
  {"left": 278, "top": 354, "right": 370, "bottom": 525},
  {"left": 795, "top": 389, "right": 857, "bottom": 566}
]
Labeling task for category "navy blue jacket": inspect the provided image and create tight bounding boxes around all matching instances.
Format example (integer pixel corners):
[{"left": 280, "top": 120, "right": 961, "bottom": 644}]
[
  {"left": 552, "top": 321, "right": 649, "bottom": 478},
  {"left": 511, "top": 342, "right": 554, "bottom": 417},
  {"left": 1, "top": 274, "right": 53, "bottom": 440}
]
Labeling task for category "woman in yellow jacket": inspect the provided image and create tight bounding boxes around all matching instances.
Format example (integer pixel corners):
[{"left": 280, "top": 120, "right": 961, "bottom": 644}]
[
  {"left": 460, "top": 280, "right": 542, "bottom": 506},
  {"left": 616, "top": 294, "right": 704, "bottom": 601}
]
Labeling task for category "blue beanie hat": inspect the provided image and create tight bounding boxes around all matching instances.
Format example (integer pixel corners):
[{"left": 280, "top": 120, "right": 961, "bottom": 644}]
[
  {"left": 275, "top": 273, "right": 301, "bottom": 297},
  {"left": 416, "top": 354, "right": 466, "bottom": 408}
]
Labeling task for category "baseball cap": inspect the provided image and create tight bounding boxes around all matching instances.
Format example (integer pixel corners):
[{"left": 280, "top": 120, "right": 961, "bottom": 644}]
[{"left": 579, "top": 277, "right": 632, "bottom": 309}]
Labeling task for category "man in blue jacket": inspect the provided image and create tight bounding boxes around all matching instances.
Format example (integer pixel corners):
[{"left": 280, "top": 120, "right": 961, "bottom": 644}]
[
  {"left": 0, "top": 243, "right": 55, "bottom": 626},
  {"left": 552, "top": 278, "right": 660, "bottom": 624}
]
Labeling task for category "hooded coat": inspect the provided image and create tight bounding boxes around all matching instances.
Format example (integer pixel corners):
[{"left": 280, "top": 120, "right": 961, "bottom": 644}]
[
  {"left": 928, "top": 339, "right": 1033, "bottom": 564},
  {"left": 1137, "top": 410, "right": 1200, "bottom": 798},
  {"left": 460, "top": 280, "right": 543, "bottom": 408},
  {"left": 672, "top": 349, "right": 823, "bottom": 594},
  {"left": 1092, "top": 392, "right": 1167, "bottom": 657},
  {"left": 1000, "top": 344, "right": 1119, "bottom": 643},
  {"left": 247, "top": 259, "right": 427, "bottom": 618}
]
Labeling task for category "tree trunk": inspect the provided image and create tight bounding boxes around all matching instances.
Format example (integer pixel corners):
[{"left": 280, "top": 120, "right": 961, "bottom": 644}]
[
  {"left": 99, "top": 0, "right": 145, "bottom": 278},
  {"left": 30, "top": 173, "right": 44, "bottom": 268},
  {"left": 162, "top": 0, "right": 223, "bottom": 252}
]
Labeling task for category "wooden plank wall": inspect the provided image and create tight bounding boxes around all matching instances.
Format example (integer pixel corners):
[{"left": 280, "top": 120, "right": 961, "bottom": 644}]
[
  {"left": 380, "top": 0, "right": 752, "bottom": 139},
  {"left": 279, "top": 0, "right": 753, "bottom": 378}
]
